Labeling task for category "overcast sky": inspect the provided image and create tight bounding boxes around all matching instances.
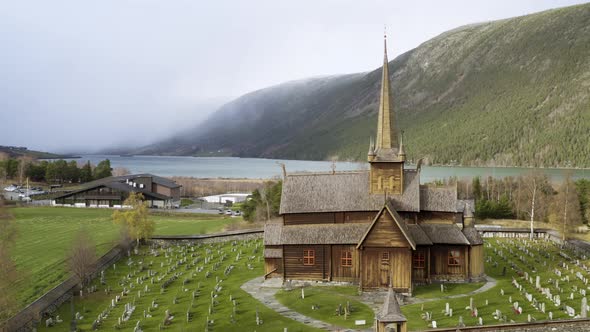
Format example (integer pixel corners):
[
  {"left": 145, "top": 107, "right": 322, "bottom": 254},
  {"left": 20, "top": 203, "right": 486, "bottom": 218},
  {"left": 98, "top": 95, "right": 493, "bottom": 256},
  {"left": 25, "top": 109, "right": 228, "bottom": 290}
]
[{"left": 0, "top": 0, "right": 587, "bottom": 153}]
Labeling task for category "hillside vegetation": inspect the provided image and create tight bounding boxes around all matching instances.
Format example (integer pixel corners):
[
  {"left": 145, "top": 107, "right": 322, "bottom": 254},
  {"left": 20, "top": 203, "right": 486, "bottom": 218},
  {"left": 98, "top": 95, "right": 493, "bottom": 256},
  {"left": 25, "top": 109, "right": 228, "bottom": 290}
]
[{"left": 140, "top": 4, "right": 590, "bottom": 168}]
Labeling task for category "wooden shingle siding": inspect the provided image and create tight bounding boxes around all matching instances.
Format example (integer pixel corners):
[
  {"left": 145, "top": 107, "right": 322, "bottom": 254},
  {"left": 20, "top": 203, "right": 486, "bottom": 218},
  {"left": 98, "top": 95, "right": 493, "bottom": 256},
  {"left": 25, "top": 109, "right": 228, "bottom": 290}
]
[
  {"left": 412, "top": 248, "right": 428, "bottom": 281},
  {"left": 363, "top": 212, "right": 410, "bottom": 248},
  {"left": 284, "top": 213, "right": 335, "bottom": 225},
  {"left": 264, "top": 258, "right": 282, "bottom": 277},
  {"left": 344, "top": 211, "right": 376, "bottom": 223},
  {"left": 469, "top": 245, "right": 485, "bottom": 277},
  {"left": 331, "top": 245, "right": 359, "bottom": 282},
  {"left": 361, "top": 248, "right": 411, "bottom": 291},
  {"left": 284, "top": 245, "right": 326, "bottom": 280},
  {"left": 430, "top": 245, "right": 467, "bottom": 277}
]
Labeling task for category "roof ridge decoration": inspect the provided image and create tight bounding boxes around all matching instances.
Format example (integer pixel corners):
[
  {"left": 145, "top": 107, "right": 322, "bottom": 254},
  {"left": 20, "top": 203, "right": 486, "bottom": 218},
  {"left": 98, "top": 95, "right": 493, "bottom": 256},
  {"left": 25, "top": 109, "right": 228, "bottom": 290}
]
[{"left": 357, "top": 201, "right": 416, "bottom": 250}]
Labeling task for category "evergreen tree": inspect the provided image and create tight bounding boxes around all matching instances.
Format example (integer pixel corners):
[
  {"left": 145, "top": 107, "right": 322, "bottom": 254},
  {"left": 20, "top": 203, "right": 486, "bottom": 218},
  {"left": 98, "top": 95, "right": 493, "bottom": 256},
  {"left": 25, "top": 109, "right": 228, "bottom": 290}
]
[
  {"left": 66, "top": 160, "right": 80, "bottom": 183},
  {"left": 472, "top": 177, "right": 482, "bottom": 201},
  {"left": 93, "top": 159, "right": 112, "bottom": 180},
  {"left": 80, "top": 161, "right": 93, "bottom": 183}
]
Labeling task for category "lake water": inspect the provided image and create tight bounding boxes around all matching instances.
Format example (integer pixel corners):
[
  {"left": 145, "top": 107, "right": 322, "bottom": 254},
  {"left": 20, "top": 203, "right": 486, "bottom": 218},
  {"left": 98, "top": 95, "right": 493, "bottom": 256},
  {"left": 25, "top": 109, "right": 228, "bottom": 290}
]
[{"left": 65, "top": 155, "right": 590, "bottom": 183}]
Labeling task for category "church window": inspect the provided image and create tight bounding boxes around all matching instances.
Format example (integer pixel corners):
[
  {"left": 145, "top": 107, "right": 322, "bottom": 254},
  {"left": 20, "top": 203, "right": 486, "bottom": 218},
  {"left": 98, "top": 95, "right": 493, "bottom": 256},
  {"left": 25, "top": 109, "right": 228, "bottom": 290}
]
[
  {"left": 381, "top": 252, "right": 390, "bottom": 265},
  {"left": 448, "top": 249, "right": 461, "bottom": 274},
  {"left": 413, "top": 252, "right": 425, "bottom": 268},
  {"left": 377, "top": 176, "right": 383, "bottom": 190},
  {"left": 303, "top": 249, "right": 315, "bottom": 266},
  {"left": 341, "top": 251, "right": 353, "bottom": 267}
]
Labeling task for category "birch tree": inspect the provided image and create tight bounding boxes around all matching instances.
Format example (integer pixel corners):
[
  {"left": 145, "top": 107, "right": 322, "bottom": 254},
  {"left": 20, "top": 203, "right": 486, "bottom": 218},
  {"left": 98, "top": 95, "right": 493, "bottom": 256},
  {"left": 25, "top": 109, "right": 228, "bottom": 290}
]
[{"left": 112, "top": 193, "right": 154, "bottom": 245}]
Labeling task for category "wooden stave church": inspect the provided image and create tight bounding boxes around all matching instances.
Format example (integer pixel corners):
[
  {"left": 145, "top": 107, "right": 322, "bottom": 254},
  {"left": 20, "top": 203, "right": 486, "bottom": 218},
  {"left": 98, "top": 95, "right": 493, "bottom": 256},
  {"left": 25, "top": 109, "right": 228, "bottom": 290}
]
[{"left": 263, "top": 35, "right": 484, "bottom": 295}]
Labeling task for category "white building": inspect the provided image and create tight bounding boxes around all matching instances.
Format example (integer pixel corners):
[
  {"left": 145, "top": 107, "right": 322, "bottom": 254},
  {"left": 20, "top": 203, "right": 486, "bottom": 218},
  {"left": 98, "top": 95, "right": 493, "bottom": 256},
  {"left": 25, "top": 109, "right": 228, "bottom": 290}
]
[{"left": 200, "top": 193, "right": 250, "bottom": 204}]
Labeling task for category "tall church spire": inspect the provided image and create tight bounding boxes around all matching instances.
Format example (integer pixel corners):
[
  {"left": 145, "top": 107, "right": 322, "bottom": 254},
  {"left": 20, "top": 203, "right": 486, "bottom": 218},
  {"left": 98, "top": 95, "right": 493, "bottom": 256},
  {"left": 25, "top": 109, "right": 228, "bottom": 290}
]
[
  {"left": 368, "top": 30, "right": 405, "bottom": 195},
  {"left": 375, "top": 31, "right": 399, "bottom": 152}
]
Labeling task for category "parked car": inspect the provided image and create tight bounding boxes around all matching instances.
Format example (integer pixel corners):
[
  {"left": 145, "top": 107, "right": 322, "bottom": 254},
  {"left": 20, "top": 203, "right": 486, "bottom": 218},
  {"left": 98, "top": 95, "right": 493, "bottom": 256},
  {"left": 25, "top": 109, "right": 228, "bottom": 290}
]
[
  {"left": 225, "top": 210, "right": 233, "bottom": 215},
  {"left": 232, "top": 210, "right": 241, "bottom": 216},
  {"left": 4, "top": 185, "right": 20, "bottom": 192}
]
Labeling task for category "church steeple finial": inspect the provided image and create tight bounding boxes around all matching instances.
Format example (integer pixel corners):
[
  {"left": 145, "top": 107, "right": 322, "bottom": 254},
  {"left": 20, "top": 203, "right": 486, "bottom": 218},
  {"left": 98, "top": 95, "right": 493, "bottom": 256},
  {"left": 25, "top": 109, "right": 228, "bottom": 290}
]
[
  {"left": 398, "top": 130, "right": 406, "bottom": 162},
  {"left": 375, "top": 29, "right": 399, "bottom": 152}
]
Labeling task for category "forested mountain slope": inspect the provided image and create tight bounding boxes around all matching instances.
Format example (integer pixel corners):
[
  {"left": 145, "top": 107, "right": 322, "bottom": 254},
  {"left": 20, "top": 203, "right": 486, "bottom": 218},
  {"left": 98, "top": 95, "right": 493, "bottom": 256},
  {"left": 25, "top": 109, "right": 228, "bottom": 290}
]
[{"left": 141, "top": 3, "right": 590, "bottom": 167}]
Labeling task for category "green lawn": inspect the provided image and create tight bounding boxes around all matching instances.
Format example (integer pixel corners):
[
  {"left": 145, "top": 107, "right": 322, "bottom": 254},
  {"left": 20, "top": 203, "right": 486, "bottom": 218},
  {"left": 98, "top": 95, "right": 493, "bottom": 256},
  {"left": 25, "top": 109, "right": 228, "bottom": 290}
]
[
  {"left": 275, "top": 286, "right": 374, "bottom": 329},
  {"left": 37, "top": 239, "right": 320, "bottom": 332},
  {"left": 402, "top": 238, "right": 584, "bottom": 330},
  {"left": 413, "top": 282, "right": 485, "bottom": 299},
  {"left": 10, "top": 207, "right": 242, "bottom": 308}
]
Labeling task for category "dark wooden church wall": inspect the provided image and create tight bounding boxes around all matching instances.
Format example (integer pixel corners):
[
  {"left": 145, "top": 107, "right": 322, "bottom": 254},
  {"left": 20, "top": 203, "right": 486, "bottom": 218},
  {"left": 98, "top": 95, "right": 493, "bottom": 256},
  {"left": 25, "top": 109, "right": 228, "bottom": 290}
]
[{"left": 284, "top": 245, "right": 326, "bottom": 280}]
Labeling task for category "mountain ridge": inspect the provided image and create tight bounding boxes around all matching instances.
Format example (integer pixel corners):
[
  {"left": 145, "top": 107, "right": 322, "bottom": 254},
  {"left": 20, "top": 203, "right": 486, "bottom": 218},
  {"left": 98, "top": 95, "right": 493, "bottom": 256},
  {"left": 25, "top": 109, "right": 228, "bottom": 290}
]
[{"left": 136, "top": 3, "right": 590, "bottom": 168}]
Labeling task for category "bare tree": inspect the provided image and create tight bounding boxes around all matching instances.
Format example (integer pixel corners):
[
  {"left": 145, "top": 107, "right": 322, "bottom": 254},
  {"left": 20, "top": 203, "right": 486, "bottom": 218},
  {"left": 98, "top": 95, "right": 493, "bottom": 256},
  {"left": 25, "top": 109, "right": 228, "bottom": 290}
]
[
  {"left": 17, "top": 156, "right": 32, "bottom": 185},
  {"left": 68, "top": 228, "right": 97, "bottom": 289},
  {"left": 516, "top": 172, "right": 551, "bottom": 239},
  {"left": 112, "top": 167, "right": 131, "bottom": 177},
  {"left": 551, "top": 173, "right": 582, "bottom": 241},
  {"left": 0, "top": 199, "right": 19, "bottom": 320}
]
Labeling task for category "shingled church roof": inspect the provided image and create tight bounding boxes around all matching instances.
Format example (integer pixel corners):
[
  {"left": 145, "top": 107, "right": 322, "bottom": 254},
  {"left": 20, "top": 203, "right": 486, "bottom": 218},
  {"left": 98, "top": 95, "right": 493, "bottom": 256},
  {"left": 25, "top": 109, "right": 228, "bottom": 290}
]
[
  {"left": 419, "top": 224, "right": 471, "bottom": 245},
  {"left": 280, "top": 169, "right": 420, "bottom": 214},
  {"left": 264, "top": 223, "right": 368, "bottom": 245},
  {"left": 265, "top": 215, "right": 480, "bottom": 247},
  {"left": 419, "top": 185, "right": 458, "bottom": 212}
]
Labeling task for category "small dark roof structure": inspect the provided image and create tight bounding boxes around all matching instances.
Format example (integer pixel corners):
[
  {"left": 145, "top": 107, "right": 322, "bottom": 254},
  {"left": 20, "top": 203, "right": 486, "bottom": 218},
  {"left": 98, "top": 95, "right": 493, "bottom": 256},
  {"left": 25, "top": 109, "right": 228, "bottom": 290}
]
[
  {"left": 420, "top": 224, "right": 471, "bottom": 245},
  {"left": 419, "top": 185, "right": 458, "bottom": 212},
  {"left": 462, "top": 227, "right": 484, "bottom": 245},
  {"left": 457, "top": 199, "right": 475, "bottom": 217},
  {"left": 357, "top": 202, "right": 416, "bottom": 250},
  {"left": 407, "top": 224, "right": 433, "bottom": 245},
  {"left": 280, "top": 169, "right": 420, "bottom": 214},
  {"left": 377, "top": 287, "right": 407, "bottom": 322},
  {"left": 264, "top": 223, "right": 368, "bottom": 245},
  {"left": 81, "top": 173, "right": 181, "bottom": 189},
  {"left": 53, "top": 173, "right": 180, "bottom": 200}
]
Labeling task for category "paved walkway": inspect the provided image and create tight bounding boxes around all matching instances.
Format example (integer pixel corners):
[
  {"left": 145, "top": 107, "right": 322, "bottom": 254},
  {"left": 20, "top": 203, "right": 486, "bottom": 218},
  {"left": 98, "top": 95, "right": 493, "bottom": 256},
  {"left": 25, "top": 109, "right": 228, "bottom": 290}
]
[
  {"left": 404, "top": 275, "right": 498, "bottom": 305},
  {"left": 241, "top": 277, "right": 374, "bottom": 331}
]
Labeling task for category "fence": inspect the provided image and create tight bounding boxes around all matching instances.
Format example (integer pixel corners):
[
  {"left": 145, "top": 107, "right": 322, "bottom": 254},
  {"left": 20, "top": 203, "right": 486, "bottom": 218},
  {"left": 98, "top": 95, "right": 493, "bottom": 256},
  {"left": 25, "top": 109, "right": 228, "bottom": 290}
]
[{"left": 1, "top": 244, "right": 127, "bottom": 332}]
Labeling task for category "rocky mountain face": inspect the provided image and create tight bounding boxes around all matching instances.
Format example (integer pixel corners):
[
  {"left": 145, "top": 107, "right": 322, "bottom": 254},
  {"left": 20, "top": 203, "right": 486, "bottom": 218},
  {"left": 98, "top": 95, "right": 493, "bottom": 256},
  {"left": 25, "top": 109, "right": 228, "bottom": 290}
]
[{"left": 139, "top": 3, "right": 590, "bottom": 167}]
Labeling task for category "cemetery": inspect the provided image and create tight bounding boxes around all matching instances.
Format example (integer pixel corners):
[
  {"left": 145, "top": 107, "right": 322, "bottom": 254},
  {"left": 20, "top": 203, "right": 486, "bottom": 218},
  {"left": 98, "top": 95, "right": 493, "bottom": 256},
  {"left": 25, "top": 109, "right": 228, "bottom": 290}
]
[
  {"left": 401, "top": 237, "right": 590, "bottom": 330},
  {"left": 37, "top": 238, "right": 320, "bottom": 332},
  {"left": 10, "top": 207, "right": 240, "bottom": 310},
  {"left": 36, "top": 234, "right": 590, "bottom": 331}
]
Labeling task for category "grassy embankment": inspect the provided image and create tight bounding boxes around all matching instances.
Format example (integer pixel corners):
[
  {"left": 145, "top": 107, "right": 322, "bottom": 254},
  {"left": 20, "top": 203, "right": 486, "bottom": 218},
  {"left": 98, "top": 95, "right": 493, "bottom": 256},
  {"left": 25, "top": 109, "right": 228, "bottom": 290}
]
[{"left": 10, "top": 207, "right": 244, "bottom": 309}]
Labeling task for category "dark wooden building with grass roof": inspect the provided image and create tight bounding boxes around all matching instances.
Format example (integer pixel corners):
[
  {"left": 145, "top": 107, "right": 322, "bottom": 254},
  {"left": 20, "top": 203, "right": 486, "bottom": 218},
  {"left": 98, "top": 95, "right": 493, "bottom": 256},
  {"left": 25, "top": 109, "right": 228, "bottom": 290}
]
[{"left": 263, "top": 34, "right": 484, "bottom": 294}]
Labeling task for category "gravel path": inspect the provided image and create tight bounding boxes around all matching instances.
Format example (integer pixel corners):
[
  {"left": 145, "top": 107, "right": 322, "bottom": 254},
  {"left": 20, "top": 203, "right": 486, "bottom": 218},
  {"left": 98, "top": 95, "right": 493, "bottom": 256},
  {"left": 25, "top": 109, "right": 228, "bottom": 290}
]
[{"left": 403, "top": 275, "right": 498, "bottom": 305}]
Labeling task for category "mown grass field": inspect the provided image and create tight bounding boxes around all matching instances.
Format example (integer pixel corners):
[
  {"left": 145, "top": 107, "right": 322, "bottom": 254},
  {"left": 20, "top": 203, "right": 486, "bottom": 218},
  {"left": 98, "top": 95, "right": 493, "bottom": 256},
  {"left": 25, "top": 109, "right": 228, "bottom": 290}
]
[
  {"left": 37, "top": 239, "right": 319, "bottom": 332},
  {"left": 10, "top": 207, "right": 242, "bottom": 308}
]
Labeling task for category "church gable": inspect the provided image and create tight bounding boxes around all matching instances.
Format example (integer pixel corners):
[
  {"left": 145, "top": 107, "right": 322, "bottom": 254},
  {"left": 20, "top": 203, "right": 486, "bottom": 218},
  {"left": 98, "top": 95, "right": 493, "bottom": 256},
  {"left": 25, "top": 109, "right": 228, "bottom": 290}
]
[{"left": 357, "top": 204, "right": 416, "bottom": 249}]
